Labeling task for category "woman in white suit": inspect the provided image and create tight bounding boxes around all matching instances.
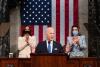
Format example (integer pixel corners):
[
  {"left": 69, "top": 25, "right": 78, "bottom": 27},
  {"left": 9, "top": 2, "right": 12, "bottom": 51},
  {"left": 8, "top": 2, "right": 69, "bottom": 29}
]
[
  {"left": 65, "top": 25, "right": 87, "bottom": 57},
  {"left": 18, "top": 26, "right": 36, "bottom": 58}
]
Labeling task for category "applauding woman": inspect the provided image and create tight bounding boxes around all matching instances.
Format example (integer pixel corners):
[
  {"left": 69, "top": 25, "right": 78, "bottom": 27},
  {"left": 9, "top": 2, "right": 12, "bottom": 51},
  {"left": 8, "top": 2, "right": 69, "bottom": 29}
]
[
  {"left": 65, "top": 25, "right": 87, "bottom": 57},
  {"left": 18, "top": 26, "right": 36, "bottom": 58}
]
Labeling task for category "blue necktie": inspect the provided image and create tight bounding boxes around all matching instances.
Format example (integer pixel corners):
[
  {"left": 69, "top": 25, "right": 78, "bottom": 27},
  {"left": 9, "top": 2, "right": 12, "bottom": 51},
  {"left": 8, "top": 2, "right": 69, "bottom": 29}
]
[{"left": 48, "top": 42, "right": 51, "bottom": 53}]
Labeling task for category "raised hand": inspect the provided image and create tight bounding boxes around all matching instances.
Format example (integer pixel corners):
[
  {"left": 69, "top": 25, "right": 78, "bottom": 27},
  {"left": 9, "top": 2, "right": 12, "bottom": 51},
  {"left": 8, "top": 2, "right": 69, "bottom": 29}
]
[
  {"left": 72, "top": 36, "right": 79, "bottom": 45},
  {"left": 25, "top": 36, "right": 29, "bottom": 45}
]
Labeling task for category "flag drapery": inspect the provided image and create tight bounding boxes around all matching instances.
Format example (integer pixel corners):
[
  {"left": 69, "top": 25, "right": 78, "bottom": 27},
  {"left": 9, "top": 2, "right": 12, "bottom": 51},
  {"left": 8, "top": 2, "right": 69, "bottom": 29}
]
[{"left": 20, "top": 0, "right": 78, "bottom": 46}]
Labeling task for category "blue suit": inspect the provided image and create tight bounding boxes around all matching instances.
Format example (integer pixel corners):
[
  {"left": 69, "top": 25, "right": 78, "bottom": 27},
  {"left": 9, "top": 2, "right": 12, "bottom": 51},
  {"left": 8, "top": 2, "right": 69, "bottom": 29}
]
[{"left": 35, "top": 40, "right": 64, "bottom": 54}]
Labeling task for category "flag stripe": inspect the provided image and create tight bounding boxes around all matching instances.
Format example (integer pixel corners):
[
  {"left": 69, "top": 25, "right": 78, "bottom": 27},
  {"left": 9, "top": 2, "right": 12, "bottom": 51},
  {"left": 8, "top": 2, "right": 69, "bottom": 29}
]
[
  {"left": 74, "top": 0, "right": 79, "bottom": 25},
  {"left": 34, "top": 25, "right": 39, "bottom": 44},
  {"left": 51, "top": 0, "right": 56, "bottom": 41},
  {"left": 30, "top": 25, "right": 34, "bottom": 35},
  {"left": 65, "top": 0, "right": 69, "bottom": 44},
  {"left": 39, "top": 25, "right": 43, "bottom": 42},
  {"left": 60, "top": 0, "right": 65, "bottom": 46},
  {"left": 56, "top": 0, "right": 60, "bottom": 43},
  {"left": 20, "top": 25, "right": 25, "bottom": 36},
  {"left": 43, "top": 26, "right": 47, "bottom": 40},
  {"left": 69, "top": 0, "right": 74, "bottom": 36}
]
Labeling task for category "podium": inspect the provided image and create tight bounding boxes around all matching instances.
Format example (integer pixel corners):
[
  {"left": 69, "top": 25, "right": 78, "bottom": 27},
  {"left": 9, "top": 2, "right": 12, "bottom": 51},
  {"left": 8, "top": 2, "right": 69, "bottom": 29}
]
[
  {"left": 0, "top": 54, "right": 99, "bottom": 67},
  {"left": 30, "top": 53, "right": 79, "bottom": 67},
  {"left": 30, "top": 53, "right": 100, "bottom": 67}
]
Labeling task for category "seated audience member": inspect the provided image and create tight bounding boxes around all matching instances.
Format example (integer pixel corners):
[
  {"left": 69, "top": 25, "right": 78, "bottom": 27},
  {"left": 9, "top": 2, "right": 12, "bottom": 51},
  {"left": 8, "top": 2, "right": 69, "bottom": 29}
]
[
  {"left": 65, "top": 25, "right": 87, "bottom": 57},
  {"left": 18, "top": 26, "right": 36, "bottom": 58},
  {"left": 35, "top": 27, "right": 64, "bottom": 54}
]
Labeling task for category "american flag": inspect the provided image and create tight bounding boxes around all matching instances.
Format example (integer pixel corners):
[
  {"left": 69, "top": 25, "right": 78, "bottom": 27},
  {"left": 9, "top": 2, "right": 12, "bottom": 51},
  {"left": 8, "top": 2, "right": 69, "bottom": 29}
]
[
  {"left": 21, "top": 0, "right": 51, "bottom": 25},
  {"left": 20, "top": 0, "right": 78, "bottom": 46}
]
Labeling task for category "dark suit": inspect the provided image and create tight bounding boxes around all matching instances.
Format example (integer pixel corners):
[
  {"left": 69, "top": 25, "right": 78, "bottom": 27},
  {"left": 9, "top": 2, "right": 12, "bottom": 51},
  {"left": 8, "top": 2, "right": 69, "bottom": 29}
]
[{"left": 35, "top": 40, "right": 64, "bottom": 53}]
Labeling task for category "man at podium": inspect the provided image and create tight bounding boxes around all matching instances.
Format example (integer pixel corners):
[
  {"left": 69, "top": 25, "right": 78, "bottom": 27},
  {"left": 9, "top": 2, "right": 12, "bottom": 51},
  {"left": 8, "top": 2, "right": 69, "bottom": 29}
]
[{"left": 35, "top": 27, "right": 64, "bottom": 54}]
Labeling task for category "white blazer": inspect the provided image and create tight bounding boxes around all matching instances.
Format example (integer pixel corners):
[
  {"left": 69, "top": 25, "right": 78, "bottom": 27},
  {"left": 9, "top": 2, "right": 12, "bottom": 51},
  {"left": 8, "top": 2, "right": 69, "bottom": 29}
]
[{"left": 18, "top": 35, "right": 36, "bottom": 58}]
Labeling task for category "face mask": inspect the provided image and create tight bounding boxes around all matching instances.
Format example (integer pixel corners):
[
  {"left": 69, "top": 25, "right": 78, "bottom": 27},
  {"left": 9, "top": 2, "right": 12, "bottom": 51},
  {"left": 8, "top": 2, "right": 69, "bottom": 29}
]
[{"left": 72, "top": 31, "right": 78, "bottom": 36}]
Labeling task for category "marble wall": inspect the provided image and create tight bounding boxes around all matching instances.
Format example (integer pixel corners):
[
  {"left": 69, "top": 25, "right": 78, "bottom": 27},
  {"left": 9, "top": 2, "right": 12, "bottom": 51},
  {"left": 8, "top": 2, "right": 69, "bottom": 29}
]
[{"left": 10, "top": 7, "right": 21, "bottom": 53}]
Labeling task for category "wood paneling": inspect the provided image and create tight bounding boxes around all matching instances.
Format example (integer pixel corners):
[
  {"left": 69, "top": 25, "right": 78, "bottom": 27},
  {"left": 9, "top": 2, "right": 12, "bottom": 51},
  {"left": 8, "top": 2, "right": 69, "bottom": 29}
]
[
  {"left": 18, "top": 58, "right": 31, "bottom": 67},
  {"left": 0, "top": 58, "right": 18, "bottom": 67},
  {"left": 0, "top": 54, "right": 99, "bottom": 67}
]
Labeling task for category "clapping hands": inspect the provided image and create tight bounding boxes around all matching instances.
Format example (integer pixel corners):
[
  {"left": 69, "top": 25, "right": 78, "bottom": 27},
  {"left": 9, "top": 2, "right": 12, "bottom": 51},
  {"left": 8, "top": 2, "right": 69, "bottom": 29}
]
[{"left": 72, "top": 36, "right": 79, "bottom": 45}]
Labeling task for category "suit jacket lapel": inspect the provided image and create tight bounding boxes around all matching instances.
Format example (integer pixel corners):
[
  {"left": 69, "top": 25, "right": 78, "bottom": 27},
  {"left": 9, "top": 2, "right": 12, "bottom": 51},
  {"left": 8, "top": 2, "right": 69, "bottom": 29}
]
[
  {"left": 44, "top": 40, "right": 48, "bottom": 53},
  {"left": 52, "top": 41, "right": 56, "bottom": 53}
]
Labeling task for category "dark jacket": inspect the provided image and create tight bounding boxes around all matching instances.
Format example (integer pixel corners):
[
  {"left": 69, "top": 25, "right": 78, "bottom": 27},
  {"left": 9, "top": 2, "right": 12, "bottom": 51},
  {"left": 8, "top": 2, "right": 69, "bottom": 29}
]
[{"left": 35, "top": 40, "right": 64, "bottom": 54}]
